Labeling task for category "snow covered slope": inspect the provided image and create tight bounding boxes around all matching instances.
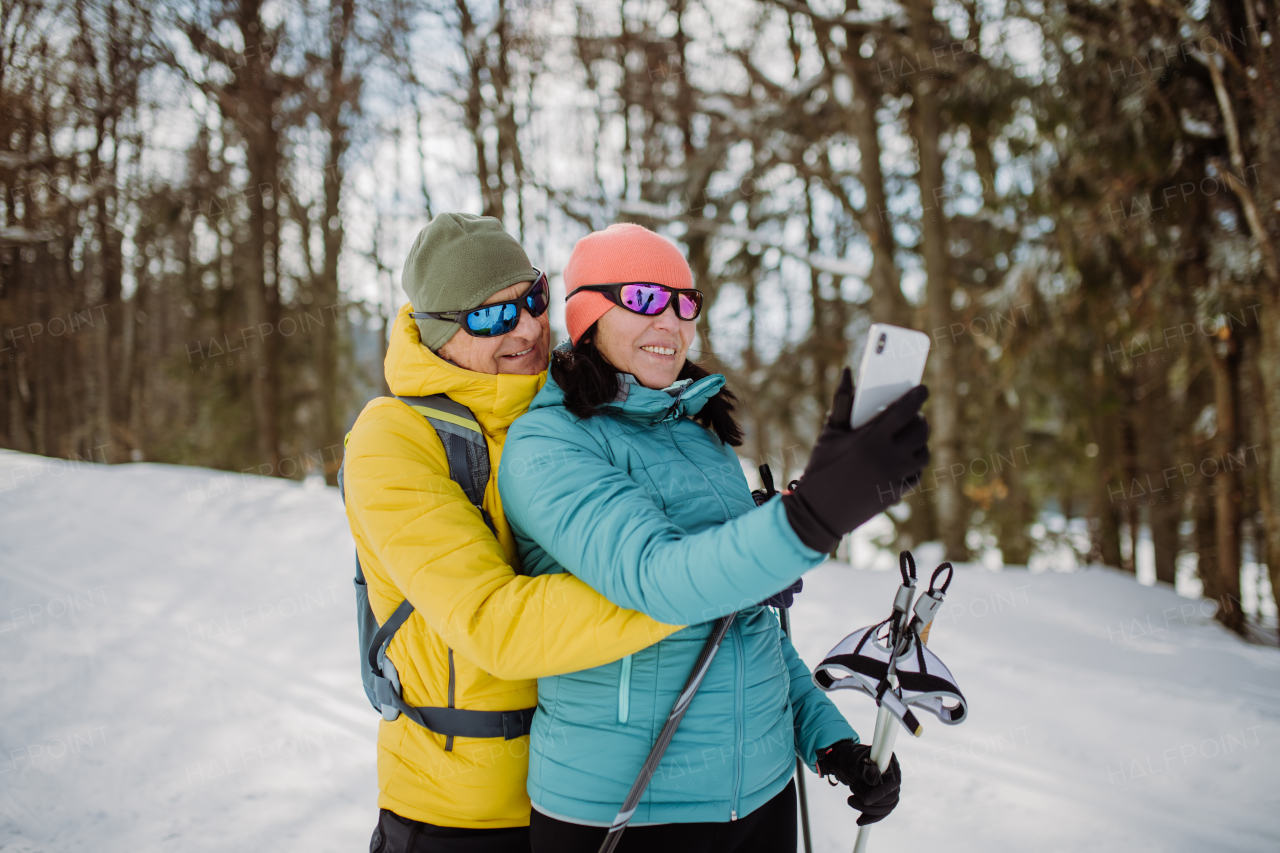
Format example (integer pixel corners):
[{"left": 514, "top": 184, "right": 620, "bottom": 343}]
[
  {"left": 1, "top": 449, "right": 1278, "bottom": 852},
  {"left": 791, "top": 554, "right": 1280, "bottom": 853},
  {"left": 0, "top": 450, "right": 376, "bottom": 852}
]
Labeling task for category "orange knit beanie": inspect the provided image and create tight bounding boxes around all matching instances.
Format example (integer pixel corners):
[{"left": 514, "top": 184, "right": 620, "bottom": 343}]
[{"left": 563, "top": 223, "right": 694, "bottom": 345}]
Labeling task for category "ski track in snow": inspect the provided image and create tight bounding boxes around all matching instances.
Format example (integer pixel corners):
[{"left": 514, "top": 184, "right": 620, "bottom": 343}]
[{"left": 1, "top": 449, "right": 1278, "bottom": 852}]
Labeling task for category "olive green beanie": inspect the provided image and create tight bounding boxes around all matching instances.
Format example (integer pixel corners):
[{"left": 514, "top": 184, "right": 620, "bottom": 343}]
[{"left": 402, "top": 213, "right": 538, "bottom": 351}]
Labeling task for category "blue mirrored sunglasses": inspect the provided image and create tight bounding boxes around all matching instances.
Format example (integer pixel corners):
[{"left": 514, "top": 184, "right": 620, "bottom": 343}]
[{"left": 410, "top": 271, "right": 550, "bottom": 338}]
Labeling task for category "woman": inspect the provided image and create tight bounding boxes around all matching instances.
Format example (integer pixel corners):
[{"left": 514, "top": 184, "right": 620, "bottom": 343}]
[{"left": 498, "top": 224, "right": 930, "bottom": 852}]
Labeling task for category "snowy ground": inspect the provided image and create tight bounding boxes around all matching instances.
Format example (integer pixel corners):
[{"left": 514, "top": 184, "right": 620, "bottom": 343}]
[{"left": 2, "top": 449, "right": 1278, "bottom": 852}]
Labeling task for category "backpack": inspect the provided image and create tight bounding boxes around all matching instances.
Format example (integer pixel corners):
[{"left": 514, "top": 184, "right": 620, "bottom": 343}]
[{"left": 337, "top": 394, "right": 535, "bottom": 749}]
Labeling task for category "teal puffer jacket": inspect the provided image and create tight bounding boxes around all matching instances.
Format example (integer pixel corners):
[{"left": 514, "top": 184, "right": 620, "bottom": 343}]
[{"left": 499, "top": 366, "right": 856, "bottom": 826}]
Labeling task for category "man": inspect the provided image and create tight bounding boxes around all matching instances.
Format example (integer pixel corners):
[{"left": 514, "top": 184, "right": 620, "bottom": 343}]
[{"left": 342, "top": 213, "right": 681, "bottom": 852}]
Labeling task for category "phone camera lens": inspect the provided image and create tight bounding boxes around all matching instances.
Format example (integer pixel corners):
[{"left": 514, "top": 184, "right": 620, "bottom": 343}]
[{"left": 876, "top": 333, "right": 886, "bottom": 354}]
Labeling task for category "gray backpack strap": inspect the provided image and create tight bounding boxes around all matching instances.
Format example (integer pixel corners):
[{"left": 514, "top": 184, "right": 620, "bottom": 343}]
[
  {"left": 394, "top": 395, "right": 491, "bottom": 516},
  {"left": 344, "top": 393, "right": 532, "bottom": 745}
]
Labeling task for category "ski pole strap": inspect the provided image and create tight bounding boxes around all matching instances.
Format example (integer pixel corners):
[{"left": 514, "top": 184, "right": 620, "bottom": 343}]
[
  {"left": 908, "top": 562, "right": 954, "bottom": 639},
  {"left": 812, "top": 622, "right": 968, "bottom": 729},
  {"left": 928, "top": 562, "right": 953, "bottom": 595},
  {"left": 876, "top": 682, "right": 923, "bottom": 738},
  {"left": 890, "top": 550, "right": 918, "bottom": 640},
  {"left": 899, "top": 550, "right": 917, "bottom": 586}
]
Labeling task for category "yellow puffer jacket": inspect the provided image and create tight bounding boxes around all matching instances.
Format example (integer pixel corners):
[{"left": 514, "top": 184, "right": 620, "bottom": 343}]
[{"left": 343, "top": 304, "right": 680, "bottom": 828}]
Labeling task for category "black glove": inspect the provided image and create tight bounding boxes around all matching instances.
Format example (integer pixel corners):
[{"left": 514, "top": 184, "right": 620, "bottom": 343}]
[
  {"left": 816, "top": 739, "right": 902, "bottom": 826},
  {"left": 758, "top": 578, "right": 803, "bottom": 609},
  {"left": 782, "top": 368, "right": 930, "bottom": 553}
]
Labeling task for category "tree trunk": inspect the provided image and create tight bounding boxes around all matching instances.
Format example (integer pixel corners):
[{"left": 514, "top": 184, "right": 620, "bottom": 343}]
[
  {"left": 457, "top": 0, "right": 502, "bottom": 221},
  {"left": 1204, "top": 330, "right": 1245, "bottom": 634},
  {"left": 844, "top": 49, "right": 910, "bottom": 329},
  {"left": 1251, "top": 288, "right": 1280, "bottom": 640},
  {"left": 90, "top": 134, "right": 122, "bottom": 462},
  {"left": 804, "top": 10, "right": 911, "bottom": 330},
  {"left": 999, "top": 440, "right": 1034, "bottom": 566},
  {"left": 1124, "top": 416, "right": 1142, "bottom": 573},
  {"left": 1092, "top": 408, "right": 1124, "bottom": 568},
  {"left": 317, "top": 0, "right": 354, "bottom": 483},
  {"left": 1151, "top": 498, "right": 1181, "bottom": 585},
  {"left": 235, "top": 3, "right": 282, "bottom": 473},
  {"left": 1195, "top": 463, "right": 1221, "bottom": 613},
  {"left": 1135, "top": 351, "right": 1180, "bottom": 583},
  {"left": 1145, "top": 378, "right": 1183, "bottom": 586},
  {"left": 908, "top": 0, "right": 964, "bottom": 561},
  {"left": 244, "top": 166, "right": 281, "bottom": 470}
]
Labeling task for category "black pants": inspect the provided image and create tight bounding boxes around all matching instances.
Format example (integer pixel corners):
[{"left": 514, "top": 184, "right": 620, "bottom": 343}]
[
  {"left": 528, "top": 780, "right": 798, "bottom": 853},
  {"left": 370, "top": 809, "right": 532, "bottom": 853}
]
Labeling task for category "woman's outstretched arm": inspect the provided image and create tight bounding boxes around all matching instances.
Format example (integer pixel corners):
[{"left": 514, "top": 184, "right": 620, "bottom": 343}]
[{"left": 499, "top": 407, "right": 826, "bottom": 625}]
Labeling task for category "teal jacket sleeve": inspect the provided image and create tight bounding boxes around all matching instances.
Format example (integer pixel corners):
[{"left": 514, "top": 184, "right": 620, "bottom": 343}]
[
  {"left": 499, "top": 409, "right": 827, "bottom": 626},
  {"left": 780, "top": 625, "right": 858, "bottom": 770}
]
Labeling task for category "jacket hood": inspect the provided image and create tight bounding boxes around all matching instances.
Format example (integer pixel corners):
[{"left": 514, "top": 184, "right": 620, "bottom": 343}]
[
  {"left": 384, "top": 301, "right": 547, "bottom": 433},
  {"left": 528, "top": 341, "right": 725, "bottom": 425}
]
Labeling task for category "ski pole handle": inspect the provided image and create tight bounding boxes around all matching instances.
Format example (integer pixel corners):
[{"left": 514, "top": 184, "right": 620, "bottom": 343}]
[
  {"left": 854, "top": 554, "right": 951, "bottom": 853},
  {"left": 852, "top": 720, "right": 900, "bottom": 853}
]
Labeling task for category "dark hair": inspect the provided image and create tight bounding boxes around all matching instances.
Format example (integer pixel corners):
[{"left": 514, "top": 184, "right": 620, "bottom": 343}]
[{"left": 550, "top": 326, "right": 744, "bottom": 447}]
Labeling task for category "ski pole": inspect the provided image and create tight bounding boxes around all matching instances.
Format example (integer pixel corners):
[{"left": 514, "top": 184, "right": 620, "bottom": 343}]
[
  {"left": 853, "top": 554, "right": 916, "bottom": 853},
  {"left": 778, "top": 603, "right": 814, "bottom": 853},
  {"left": 851, "top": 681, "right": 901, "bottom": 853},
  {"left": 755, "top": 464, "right": 815, "bottom": 853},
  {"left": 852, "top": 562, "right": 952, "bottom": 853},
  {"left": 598, "top": 613, "right": 737, "bottom": 853}
]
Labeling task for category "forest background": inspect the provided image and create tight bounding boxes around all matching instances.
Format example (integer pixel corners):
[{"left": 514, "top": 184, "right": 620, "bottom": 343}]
[{"left": 3, "top": 0, "right": 1278, "bottom": 639}]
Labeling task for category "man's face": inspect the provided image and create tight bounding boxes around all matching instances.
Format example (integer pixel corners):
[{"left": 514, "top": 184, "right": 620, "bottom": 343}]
[{"left": 435, "top": 280, "right": 551, "bottom": 375}]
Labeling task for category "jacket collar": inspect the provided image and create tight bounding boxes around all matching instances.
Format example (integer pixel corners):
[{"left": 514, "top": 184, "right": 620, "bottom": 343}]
[
  {"left": 384, "top": 302, "right": 547, "bottom": 434},
  {"left": 530, "top": 342, "right": 726, "bottom": 425}
]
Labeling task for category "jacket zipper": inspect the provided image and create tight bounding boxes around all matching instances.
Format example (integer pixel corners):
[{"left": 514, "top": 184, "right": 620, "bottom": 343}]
[
  {"left": 663, "top": 417, "right": 738, "bottom": 817},
  {"left": 617, "top": 654, "right": 632, "bottom": 724},
  {"left": 731, "top": 618, "right": 744, "bottom": 820}
]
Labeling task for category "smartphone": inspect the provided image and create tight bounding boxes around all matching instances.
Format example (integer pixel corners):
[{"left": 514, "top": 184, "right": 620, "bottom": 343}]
[{"left": 850, "top": 324, "right": 931, "bottom": 429}]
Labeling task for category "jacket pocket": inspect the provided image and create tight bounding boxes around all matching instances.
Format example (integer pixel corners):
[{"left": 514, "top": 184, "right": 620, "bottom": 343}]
[{"left": 617, "top": 655, "right": 633, "bottom": 724}]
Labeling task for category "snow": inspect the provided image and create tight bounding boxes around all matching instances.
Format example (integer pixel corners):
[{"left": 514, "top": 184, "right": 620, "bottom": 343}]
[
  {"left": 0, "top": 451, "right": 375, "bottom": 852},
  {"left": 793, "top": 561, "right": 1280, "bottom": 853},
  {"left": 2, "top": 449, "right": 1278, "bottom": 852}
]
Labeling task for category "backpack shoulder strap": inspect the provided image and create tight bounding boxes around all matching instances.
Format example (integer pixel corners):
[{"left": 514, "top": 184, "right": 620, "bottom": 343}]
[
  {"left": 395, "top": 394, "right": 491, "bottom": 515},
  {"left": 344, "top": 393, "right": 529, "bottom": 744}
]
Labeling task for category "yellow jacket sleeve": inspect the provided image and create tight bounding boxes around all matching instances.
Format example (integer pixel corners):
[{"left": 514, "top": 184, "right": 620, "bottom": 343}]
[{"left": 344, "top": 399, "right": 680, "bottom": 680}]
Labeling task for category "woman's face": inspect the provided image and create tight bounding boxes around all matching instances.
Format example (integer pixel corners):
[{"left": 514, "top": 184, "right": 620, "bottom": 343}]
[{"left": 593, "top": 300, "right": 696, "bottom": 390}]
